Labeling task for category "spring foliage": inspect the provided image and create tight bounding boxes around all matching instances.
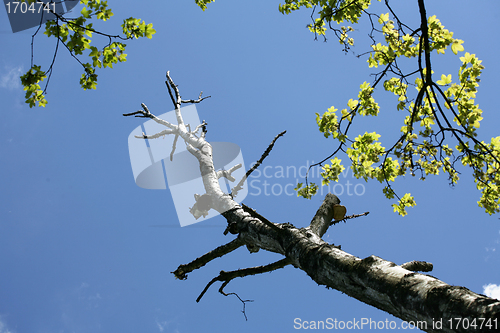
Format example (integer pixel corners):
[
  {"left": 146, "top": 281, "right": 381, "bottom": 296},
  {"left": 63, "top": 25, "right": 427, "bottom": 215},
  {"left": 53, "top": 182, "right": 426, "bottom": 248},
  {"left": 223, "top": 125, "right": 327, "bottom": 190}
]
[
  {"left": 20, "top": 0, "right": 500, "bottom": 216},
  {"left": 276, "top": 0, "right": 499, "bottom": 216},
  {"left": 20, "top": 0, "right": 155, "bottom": 107}
]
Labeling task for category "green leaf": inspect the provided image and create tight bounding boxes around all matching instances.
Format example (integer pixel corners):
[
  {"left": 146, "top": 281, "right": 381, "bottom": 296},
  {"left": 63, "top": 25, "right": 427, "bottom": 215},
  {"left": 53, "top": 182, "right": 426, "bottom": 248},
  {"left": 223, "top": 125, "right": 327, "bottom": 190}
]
[
  {"left": 436, "top": 74, "right": 452, "bottom": 86},
  {"left": 378, "top": 13, "right": 389, "bottom": 24},
  {"left": 451, "top": 39, "right": 464, "bottom": 55}
]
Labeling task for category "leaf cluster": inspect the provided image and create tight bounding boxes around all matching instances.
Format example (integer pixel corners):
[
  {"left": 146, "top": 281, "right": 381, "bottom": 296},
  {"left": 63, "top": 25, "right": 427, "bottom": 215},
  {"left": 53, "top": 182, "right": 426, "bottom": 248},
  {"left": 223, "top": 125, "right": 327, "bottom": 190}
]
[
  {"left": 281, "top": 0, "right": 499, "bottom": 216},
  {"left": 21, "top": 0, "right": 156, "bottom": 107}
]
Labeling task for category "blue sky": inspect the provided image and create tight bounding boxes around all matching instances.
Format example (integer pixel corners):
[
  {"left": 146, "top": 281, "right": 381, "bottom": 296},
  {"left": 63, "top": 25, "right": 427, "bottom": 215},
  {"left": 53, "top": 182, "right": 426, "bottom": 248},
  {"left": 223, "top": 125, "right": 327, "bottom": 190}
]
[{"left": 0, "top": 1, "right": 499, "bottom": 332}]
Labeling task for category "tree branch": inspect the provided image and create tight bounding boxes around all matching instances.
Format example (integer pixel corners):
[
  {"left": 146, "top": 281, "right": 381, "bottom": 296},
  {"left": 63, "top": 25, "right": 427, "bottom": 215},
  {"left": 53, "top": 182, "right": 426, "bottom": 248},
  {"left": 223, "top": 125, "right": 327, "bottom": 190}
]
[
  {"left": 196, "top": 258, "right": 291, "bottom": 303},
  {"left": 172, "top": 238, "right": 245, "bottom": 280},
  {"left": 231, "top": 130, "right": 287, "bottom": 198}
]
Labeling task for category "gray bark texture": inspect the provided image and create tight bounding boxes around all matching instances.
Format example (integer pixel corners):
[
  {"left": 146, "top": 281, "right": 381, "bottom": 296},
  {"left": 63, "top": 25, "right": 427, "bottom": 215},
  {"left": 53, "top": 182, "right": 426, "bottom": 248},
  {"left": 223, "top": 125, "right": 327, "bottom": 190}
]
[{"left": 220, "top": 194, "right": 500, "bottom": 333}]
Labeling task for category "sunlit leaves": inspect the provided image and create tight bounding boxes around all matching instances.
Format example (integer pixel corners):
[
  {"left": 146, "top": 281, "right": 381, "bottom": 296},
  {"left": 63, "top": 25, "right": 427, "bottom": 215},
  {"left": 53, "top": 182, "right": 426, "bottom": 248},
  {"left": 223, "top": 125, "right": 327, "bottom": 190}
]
[
  {"left": 358, "top": 82, "right": 379, "bottom": 116},
  {"left": 196, "top": 0, "right": 216, "bottom": 11},
  {"left": 20, "top": 65, "right": 47, "bottom": 107},
  {"left": 307, "top": 18, "right": 327, "bottom": 35},
  {"left": 80, "top": 63, "right": 97, "bottom": 90},
  {"left": 321, "top": 158, "right": 345, "bottom": 185},
  {"left": 122, "top": 18, "right": 156, "bottom": 39},
  {"left": 295, "top": 182, "right": 318, "bottom": 199},
  {"left": 316, "top": 106, "right": 339, "bottom": 139},
  {"left": 451, "top": 39, "right": 464, "bottom": 55},
  {"left": 21, "top": 0, "right": 155, "bottom": 106},
  {"left": 459, "top": 136, "right": 500, "bottom": 215},
  {"left": 283, "top": 2, "right": 499, "bottom": 216},
  {"left": 391, "top": 193, "right": 416, "bottom": 216},
  {"left": 279, "top": 0, "right": 370, "bottom": 46},
  {"left": 436, "top": 74, "right": 452, "bottom": 86}
]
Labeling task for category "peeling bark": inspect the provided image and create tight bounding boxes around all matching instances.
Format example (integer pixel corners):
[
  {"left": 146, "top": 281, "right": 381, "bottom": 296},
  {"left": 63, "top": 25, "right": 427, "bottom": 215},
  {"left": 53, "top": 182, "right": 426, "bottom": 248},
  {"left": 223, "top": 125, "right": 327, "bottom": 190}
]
[{"left": 221, "top": 195, "right": 499, "bottom": 333}]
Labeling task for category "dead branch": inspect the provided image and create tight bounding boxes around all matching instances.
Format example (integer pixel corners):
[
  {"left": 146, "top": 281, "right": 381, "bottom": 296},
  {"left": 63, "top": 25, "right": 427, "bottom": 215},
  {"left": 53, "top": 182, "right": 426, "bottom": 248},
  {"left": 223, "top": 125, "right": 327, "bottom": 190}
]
[
  {"left": 216, "top": 164, "right": 242, "bottom": 182},
  {"left": 181, "top": 91, "right": 211, "bottom": 104},
  {"left": 217, "top": 287, "right": 253, "bottom": 321},
  {"left": 231, "top": 130, "right": 287, "bottom": 198},
  {"left": 196, "top": 258, "right": 291, "bottom": 303},
  {"left": 172, "top": 238, "right": 245, "bottom": 280},
  {"left": 330, "top": 211, "right": 370, "bottom": 226}
]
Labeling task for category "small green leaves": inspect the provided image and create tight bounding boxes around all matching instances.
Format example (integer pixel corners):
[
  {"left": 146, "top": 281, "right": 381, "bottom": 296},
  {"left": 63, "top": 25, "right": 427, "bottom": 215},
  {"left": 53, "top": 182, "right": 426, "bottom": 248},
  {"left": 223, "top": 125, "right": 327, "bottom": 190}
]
[
  {"left": 122, "top": 18, "right": 156, "bottom": 39},
  {"left": 196, "top": 0, "right": 216, "bottom": 11},
  {"left": 20, "top": 0, "right": 155, "bottom": 106},
  {"left": 80, "top": 63, "right": 98, "bottom": 90},
  {"left": 347, "top": 99, "right": 358, "bottom": 110},
  {"left": 321, "top": 158, "right": 345, "bottom": 185},
  {"left": 285, "top": 2, "right": 498, "bottom": 216},
  {"left": 392, "top": 193, "right": 416, "bottom": 216},
  {"left": 307, "top": 18, "right": 327, "bottom": 36},
  {"left": 295, "top": 183, "right": 318, "bottom": 199},
  {"left": 316, "top": 106, "right": 339, "bottom": 138},
  {"left": 20, "top": 65, "right": 47, "bottom": 107},
  {"left": 280, "top": 0, "right": 370, "bottom": 46}
]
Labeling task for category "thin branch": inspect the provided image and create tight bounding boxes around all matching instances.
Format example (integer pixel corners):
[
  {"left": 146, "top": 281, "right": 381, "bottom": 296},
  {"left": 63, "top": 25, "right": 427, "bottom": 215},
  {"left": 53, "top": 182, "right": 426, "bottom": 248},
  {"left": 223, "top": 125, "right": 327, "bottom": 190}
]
[
  {"left": 181, "top": 91, "right": 211, "bottom": 104},
  {"left": 172, "top": 238, "right": 245, "bottom": 280},
  {"left": 217, "top": 164, "right": 242, "bottom": 182},
  {"left": 166, "top": 70, "right": 181, "bottom": 106},
  {"left": 331, "top": 211, "right": 369, "bottom": 226},
  {"left": 217, "top": 284, "right": 254, "bottom": 321},
  {"left": 196, "top": 258, "right": 291, "bottom": 303},
  {"left": 133, "top": 129, "right": 175, "bottom": 139},
  {"left": 192, "top": 120, "right": 208, "bottom": 137},
  {"left": 170, "top": 133, "right": 179, "bottom": 161},
  {"left": 231, "top": 130, "right": 287, "bottom": 197}
]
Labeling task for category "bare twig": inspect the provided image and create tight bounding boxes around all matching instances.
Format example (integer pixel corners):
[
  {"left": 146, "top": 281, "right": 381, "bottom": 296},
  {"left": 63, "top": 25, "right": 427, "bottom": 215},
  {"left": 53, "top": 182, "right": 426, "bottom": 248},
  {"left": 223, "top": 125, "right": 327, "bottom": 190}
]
[
  {"left": 331, "top": 211, "right": 370, "bottom": 226},
  {"left": 181, "top": 91, "right": 211, "bottom": 104},
  {"left": 231, "top": 130, "right": 287, "bottom": 197},
  {"left": 196, "top": 258, "right": 291, "bottom": 303},
  {"left": 217, "top": 286, "right": 253, "bottom": 321},
  {"left": 216, "top": 164, "right": 242, "bottom": 182},
  {"left": 172, "top": 238, "right": 245, "bottom": 280}
]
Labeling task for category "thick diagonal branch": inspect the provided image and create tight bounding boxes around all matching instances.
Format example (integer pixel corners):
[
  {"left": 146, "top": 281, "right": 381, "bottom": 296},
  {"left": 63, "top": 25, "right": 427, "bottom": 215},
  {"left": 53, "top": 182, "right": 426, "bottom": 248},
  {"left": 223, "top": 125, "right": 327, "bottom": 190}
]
[{"left": 220, "top": 195, "right": 499, "bottom": 333}]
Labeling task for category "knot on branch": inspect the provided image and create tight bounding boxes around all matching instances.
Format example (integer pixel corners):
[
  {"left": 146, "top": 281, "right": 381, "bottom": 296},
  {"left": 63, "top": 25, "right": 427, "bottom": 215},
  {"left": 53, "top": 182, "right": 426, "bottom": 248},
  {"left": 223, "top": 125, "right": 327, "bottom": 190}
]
[
  {"left": 189, "top": 193, "right": 213, "bottom": 220},
  {"left": 401, "top": 260, "right": 433, "bottom": 272},
  {"left": 246, "top": 243, "right": 260, "bottom": 253}
]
